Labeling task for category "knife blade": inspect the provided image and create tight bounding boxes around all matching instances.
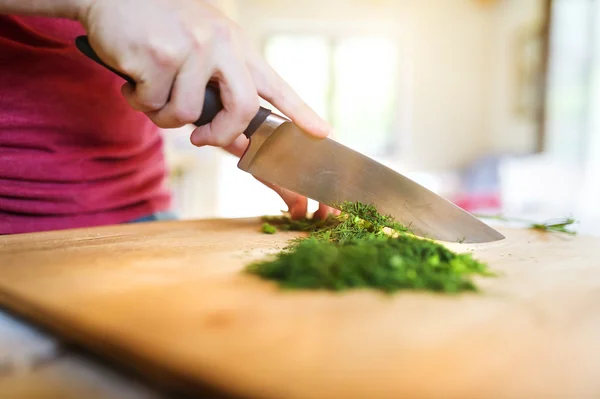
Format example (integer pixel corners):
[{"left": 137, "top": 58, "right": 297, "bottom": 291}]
[
  {"left": 75, "top": 36, "right": 504, "bottom": 243},
  {"left": 238, "top": 114, "right": 504, "bottom": 243}
]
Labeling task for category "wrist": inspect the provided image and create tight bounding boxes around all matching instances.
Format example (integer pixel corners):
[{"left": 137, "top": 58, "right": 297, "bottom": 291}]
[
  {"left": 64, "top": 0, "right": 93, "bottom": 21},
  {"left": 0, "top": 0, "right": 94, "bottom": 20}
]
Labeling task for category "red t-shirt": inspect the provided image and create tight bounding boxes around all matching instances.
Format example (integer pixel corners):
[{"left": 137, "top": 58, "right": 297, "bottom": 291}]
[{"left": 0, "top": 15, "right": 171, "bottom": 235}]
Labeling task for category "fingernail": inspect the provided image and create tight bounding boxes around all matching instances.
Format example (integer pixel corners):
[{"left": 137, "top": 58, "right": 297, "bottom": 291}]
[{"left": 314, "top": 125, "right": 332, "bottom": 139}]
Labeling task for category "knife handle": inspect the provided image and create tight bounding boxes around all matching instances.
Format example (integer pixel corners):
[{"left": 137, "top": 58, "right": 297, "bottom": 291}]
[{"left": 74, "top": 36, "right": 271, "bottom": 138}]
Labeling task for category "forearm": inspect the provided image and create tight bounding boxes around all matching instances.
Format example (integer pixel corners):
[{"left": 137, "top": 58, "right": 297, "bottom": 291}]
[{"left": 0, "top": 0, "right": 90, "bottom": 20}]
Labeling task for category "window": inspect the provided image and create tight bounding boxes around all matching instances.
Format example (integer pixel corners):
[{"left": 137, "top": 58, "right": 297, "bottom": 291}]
[
  {"left": 545, "top": 0, "right": 599, "bottom": 162},
  {"left": 264, "top": 34, "right": 400, "bottom": 157}
]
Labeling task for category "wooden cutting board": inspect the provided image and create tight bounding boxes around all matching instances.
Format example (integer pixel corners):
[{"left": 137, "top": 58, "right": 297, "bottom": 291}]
[{"left": 1, "top": 218, "right": 600, "bottom": 399}]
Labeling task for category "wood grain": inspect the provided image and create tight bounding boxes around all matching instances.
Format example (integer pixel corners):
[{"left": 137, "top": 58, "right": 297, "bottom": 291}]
[{"left": 0, "top": 218, "right": 599, "bottom": 399}]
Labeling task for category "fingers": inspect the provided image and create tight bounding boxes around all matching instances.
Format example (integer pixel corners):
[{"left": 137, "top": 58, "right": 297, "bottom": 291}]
[
  {"left": 121, "top": 72, "right": 174, "bottom": 113},
  {"left": 249, "top": 56, "right": 332, "bottom": 139},
  {"left": 224, "top": 136, "right": 336, "bottom": 221},
  {"left": 314, "top": 203, "right": 340, "bottom": 219},
  {"left": 254, "top": 176, "right": 338, "bottom": 221},
  {"left": 256, "top": 177, "right": 309, "bottom": 220},
  {"left": 145, "top": 52, "right": 212, "bottom": 129},
  {"left": 223, "top": 136, "right": 309, "bottom": 219},
  {"left": 190, "top": 50, "right": 259, "bottom": 147},
  {"left": 119, "top": 46, "right": 182, "bottom": 113},
  {"left": 222, "top": 133, "right": 249, "bottom": 157}
]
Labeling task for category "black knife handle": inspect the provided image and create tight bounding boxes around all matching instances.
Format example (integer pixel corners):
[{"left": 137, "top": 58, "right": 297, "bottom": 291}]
[{"left": 74, "top": 35, "right": 271, "bottom": 138}]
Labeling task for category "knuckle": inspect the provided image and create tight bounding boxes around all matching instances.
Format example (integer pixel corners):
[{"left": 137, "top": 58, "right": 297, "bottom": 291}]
[
  {"left": 133, "top": 91, "right": 164, "bottom": 112},
  {"left": 202, "top": 126, "right": 238, "bottom": 147},
  {"left": 212, "top": 134, "right": 234, "bottom": 148},
  {"left": 149, "top": 115, "right": 173, "bottom": 129},
  {"left": 147, "top": 111, "right": 175, "bottom": 129},
  {"left": 236, "top": 97, "right": 260, "bottom": 122},
  {"left": 114, "top": 57, "right": 139, "bottom": 77},
  {"left": 148, "top": 40, "right": 184, "bottom": 68},
  {"left": 126, "top": 97, "right": 148, "bottom": 112},
  {"left": 125, "top": 91, "right": 159, "bottom": 113},
  {"left": 273, "top": 79, "right": 290, "bottom": 103},
  {"left": 230, "top": 22, "right": 244, "bottom": 38},
  {"left": 190, "top": 30, "right": 210, "bottom": 52},
  {"left": 192, "top": 127, "right": 227, "bottom": 147},
  {"left": 211, "top": 19, "right": 236, "bottom": 43},
  {"left": 172, "top": 106, "right": 201, "bottom": 125},
  {"left": 262, "top": 76, "right": 286, "bottom": 106}
]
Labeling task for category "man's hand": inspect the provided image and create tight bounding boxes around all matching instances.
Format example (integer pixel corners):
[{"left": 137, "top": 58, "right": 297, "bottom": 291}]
[
  {"left": 224, "top": 135, "right": 338, "bottom": 220},
  {"left": 79, "top": 0, "right": 331, "bottom": 145},
  {"left": 0, "top": 0, "right": 334, "bottom": 218},
  {"left": 76, "top": 0, "right": 335, "bottom": 218}
]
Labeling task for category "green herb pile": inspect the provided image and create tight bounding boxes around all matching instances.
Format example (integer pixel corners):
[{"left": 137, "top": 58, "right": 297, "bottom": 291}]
[
  {"left": 246, "top": 202, "right": 493, "bottom": 294},
  {"left": 261, "top": 222, "right": 277, "bottom": 234}
]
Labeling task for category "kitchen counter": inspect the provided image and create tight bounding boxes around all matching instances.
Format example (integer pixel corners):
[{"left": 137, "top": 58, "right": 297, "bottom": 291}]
[{"left": 0, "top": 310, "right": 165, "bottom": 398}]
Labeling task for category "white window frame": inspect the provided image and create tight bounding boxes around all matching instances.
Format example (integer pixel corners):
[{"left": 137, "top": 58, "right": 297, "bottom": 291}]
[{"left": 254, "top": 17, "right": 414, "bottom": 160}]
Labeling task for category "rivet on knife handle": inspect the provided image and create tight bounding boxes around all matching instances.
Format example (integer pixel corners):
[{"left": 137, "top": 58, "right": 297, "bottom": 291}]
[{"left": 74, "top": 36, "right": 271, "bottom": 138}]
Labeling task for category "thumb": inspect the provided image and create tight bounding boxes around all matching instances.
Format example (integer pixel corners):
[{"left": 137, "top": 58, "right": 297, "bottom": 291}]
[{"left": 250, "top": 58, "right": 332, "bottom": 139}]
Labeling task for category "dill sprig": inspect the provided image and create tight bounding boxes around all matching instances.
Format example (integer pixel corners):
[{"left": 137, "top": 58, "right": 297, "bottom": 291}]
[
  {"left": 249, "top": 201, "right": 493, "bottom": 294},
  {"left": 531, "top": 218, "right": 577, "bottom": 235},
  {"left": 261, "top": 223, "right": 277, "bottom": 234},
  {"left": 336, "top": 201, "right": 411, "bottom": 235},
  {"left": 476, "top": 214, "right": 577, "bottom": 236}
]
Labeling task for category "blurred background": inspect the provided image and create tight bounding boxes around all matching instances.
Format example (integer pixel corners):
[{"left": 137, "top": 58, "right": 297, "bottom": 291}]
[{"left": 161, "top": 0, "right": 600, "bottom": 235}]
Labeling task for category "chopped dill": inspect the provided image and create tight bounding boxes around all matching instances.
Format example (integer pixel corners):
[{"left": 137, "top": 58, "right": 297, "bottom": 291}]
[
  {"left": 476, "top": 214, "right": 577, "bottom": 236},
  {"left": 531, "top": 218, "right": 577, "bottom": 235},
  {"left": 247, "top": 201, "right": 493, "bottom": 294},
  {"left": 261, "top": 222, "right": 277, "bottom": 234},
  {"left": 260, "top": 214, "right": 339, "bottom": 233},
  {"left": 261, "top": 202, "right": 411, "bottom": 244}
]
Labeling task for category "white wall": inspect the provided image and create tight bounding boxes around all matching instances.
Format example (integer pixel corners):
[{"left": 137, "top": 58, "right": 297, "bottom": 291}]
[
  {"left": 487, "top": 0, "right": 544, "bottom": 155},
  {"left": 574, "top": 0, "right": 600, "bottom": 235},
  {"left": 401, "top": 0, "right": 492, "bottom": 170},
  {"left": 230, "top": 0, "right": 543, "bottom": 170},
  {"left": 164, "top": 0, "right": 547, "bottom": 219}
]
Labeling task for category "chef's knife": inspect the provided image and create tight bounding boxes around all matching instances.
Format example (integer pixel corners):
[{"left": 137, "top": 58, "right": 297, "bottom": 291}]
[{"left": 75, "top": 36, "right": 504, "bottom": 243}]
